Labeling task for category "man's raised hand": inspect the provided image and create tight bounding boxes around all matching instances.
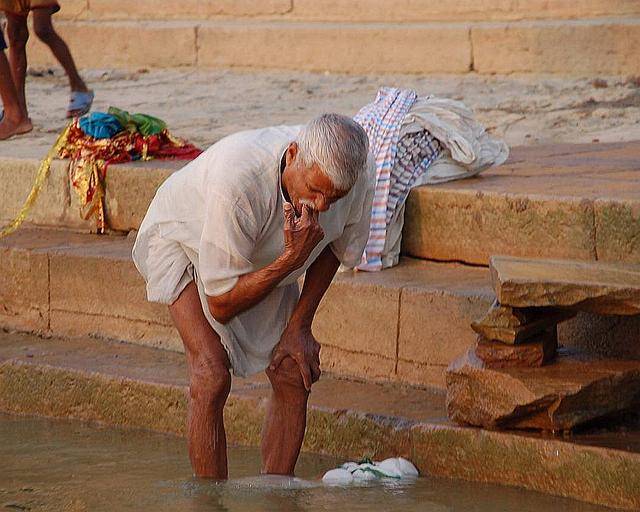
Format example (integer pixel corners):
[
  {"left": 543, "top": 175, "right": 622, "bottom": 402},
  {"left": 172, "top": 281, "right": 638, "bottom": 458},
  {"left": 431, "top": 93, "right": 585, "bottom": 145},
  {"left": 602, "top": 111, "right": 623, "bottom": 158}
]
[{"left": 282, "top": 203, "right": 324, "bottom": 270}]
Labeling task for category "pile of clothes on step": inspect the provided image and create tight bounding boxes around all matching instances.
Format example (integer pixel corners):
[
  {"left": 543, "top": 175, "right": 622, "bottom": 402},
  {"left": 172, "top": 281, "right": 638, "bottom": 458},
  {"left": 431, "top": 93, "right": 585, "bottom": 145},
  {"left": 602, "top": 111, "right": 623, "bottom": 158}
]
[
  {"left": 59, "top": 107, "right": 202, "bottom": 233},
  {"left": 353, "top": 88, "right": 509, "bottom": 271}
]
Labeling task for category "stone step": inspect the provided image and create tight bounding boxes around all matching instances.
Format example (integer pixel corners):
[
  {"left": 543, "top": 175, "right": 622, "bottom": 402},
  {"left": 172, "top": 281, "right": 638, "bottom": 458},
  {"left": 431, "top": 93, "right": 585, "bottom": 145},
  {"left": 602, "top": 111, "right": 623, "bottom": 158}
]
[
  {"left": 1, "top": 331, "right": 639, "bottom": 510},
  {"left": 490, "top": 255, "right": 640, "bottom": 315},
  {"left": 2, "top": 227, "right": 638, "bottom": 388},
  {"left": 0, "top": 227, "right": 495, "bottom": 389},
  {"left": 404, "top": 141, "right": 640, "bottom": 266},
  {"left": 3, "top": 141, "right": 639, "bottom": 265},
  {"left": 25, "top": 18, "right": 640, "bottom": 75},
  {"left": 58, "top": 0, "right": 640, "bottom": 22}
]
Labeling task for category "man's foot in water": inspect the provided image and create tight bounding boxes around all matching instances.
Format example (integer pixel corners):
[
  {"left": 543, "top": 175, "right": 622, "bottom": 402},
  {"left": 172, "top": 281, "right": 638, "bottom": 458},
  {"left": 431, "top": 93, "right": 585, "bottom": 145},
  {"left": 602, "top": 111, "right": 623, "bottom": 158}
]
[{"left": 0, "top": 114, "right": 33, "bottom": 140}]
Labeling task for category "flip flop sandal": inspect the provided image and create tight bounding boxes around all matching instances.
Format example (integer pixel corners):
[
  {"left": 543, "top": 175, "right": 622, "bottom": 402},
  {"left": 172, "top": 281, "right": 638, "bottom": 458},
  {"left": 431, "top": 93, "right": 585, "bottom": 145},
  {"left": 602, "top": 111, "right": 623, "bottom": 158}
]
[{"left": 66, "top": 90, "right": 94, "bottom": 118}]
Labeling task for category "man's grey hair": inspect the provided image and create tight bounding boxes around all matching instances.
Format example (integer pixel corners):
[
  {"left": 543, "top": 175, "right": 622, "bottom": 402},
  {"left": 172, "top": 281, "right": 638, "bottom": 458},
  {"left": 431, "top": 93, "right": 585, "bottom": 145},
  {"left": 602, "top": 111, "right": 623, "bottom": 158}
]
[{"left": 296, "top": 113, "right": 369, "bottom": 192}]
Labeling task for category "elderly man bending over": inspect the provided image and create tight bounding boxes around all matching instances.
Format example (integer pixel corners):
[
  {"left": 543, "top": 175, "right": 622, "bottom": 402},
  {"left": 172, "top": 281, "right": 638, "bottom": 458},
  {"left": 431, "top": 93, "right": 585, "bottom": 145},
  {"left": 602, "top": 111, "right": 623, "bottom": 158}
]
[{"left": 133, "top": 114, "right": 374, "bottom": 478}]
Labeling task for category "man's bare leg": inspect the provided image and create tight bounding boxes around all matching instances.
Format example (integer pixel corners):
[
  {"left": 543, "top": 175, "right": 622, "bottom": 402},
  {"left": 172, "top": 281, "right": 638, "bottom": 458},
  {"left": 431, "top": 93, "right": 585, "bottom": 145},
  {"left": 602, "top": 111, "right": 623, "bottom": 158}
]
[
  {"left": 169, "top": 280, "right": 231, "bottom": 479},
  {"left": 32, "top": 9, "right": 89, "bottom": 93},
  {"left": 261, "top": 357, "right": 310, "bottom": 475},
  {"left": 6, "top": 13, "right": 29, "bottom": 119}
]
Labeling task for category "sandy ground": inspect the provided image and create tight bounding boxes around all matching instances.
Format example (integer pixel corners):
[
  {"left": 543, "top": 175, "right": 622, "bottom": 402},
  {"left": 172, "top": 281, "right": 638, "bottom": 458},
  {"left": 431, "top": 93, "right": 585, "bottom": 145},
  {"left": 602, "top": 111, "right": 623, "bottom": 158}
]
[{"left": 1, "top": 67, "right": 640, "bottom": 158}]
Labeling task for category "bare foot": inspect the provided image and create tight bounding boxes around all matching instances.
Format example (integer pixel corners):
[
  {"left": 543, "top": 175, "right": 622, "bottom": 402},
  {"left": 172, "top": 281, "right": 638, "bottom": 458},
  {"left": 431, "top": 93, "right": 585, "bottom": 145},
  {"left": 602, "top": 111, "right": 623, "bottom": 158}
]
[{"left": 0, "top": 116, "right": 33, "bottom": 140}]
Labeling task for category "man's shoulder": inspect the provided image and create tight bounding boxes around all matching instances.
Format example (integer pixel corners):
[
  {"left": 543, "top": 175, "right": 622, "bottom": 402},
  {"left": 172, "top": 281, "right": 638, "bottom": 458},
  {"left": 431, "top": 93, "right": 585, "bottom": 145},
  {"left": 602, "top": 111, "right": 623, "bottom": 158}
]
[{"left": 208, "top": 124, "right": 302, "bottom": 159}]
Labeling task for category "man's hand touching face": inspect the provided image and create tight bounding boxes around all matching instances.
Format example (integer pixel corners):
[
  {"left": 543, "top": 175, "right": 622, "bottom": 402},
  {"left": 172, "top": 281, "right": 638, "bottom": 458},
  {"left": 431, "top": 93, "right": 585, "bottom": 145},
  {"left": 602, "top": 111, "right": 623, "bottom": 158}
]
[{"left": 282, "top": 203, "right": 324, "bottom": 271}]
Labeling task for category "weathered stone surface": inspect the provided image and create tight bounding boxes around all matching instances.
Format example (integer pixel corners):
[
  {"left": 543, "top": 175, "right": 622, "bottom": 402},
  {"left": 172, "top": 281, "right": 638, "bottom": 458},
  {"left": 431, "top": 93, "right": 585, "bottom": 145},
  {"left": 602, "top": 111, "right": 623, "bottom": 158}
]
[
  {"left": 86, "top": 0, "right": 291, "bottom": 20},
  {"left": 55, "top": 0, "right": 89, "bottom": 19},
  {"left": 290, "top": 0, "right": 640, "bottom": 22},
  {"left": 472, "top": 20, "right": 640, "bottom": 75},
  {"left": 104, "top": 164, "right": 174, "bottom": 232},
  {"left": 471, "top": 301, "right": 574, "bottom": 344},
  {"left": 446, "top": 349, "right": 640, "bottom": 431},
  {"left": 595, "top": 198, "right": 640, "bottom": 265},
  {"left": 475, "top": 329, "right": 557, "bottom": 368},
  {"left": 315, "top": 274, "right": 400, "bottom": 359},
  {"left": 396, "top": 360, "right": 448, "bottom": 389},
  {"left": 0, "top": 159, "right": 90, "bottom": 231},
  {"left": 27, "top": 22, "right": 197, "bottom": 69},
  {"left": 559, "top": 312, "right": 640, "bottom": 360},
  {"left": 411, "top": 423, "right": 640, "bottom": 511},
  {"left": 403, "top": 188, "right": 597, "bottom": 265},
  {"left": 61, "top": 0, "right": 640, "bottom": 22},
  {"left": 319, "top": 345, "right": 396, "bottom": 382},
  {"left": 491, "top": 255, "right": 640, "bottom": 315},
  {"left": 0, "top": 247, "right": 49, "bottom": 332},
  {"left": 403, "top": 141, "right": 640, "bottom": 266},
  {"left": 197, "top": 22, "right": 472, "bottom": 74},
  {"left": 397, "top": 261, "right": 493, "bottom": 366}
]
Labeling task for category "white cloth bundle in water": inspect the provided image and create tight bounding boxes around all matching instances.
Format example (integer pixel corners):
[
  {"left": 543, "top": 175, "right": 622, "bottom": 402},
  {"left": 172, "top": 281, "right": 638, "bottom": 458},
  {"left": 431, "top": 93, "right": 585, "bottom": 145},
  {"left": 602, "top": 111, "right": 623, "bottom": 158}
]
[{"left": 322, "top": 457, "right": 419, "bottom": 484}]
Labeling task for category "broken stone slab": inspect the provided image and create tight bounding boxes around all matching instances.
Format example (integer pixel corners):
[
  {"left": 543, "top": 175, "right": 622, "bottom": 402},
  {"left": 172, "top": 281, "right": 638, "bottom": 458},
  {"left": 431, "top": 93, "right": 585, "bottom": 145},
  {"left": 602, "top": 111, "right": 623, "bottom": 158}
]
[
  {"left": 475, "top": 328, "right": 557, "bottom": 369},
  {"left": 490, "top": 256, "right": 640, "bottom": 315},
  {"left": 471, "top": 300, "right": 574, "bottom": 344},
  {"left": 446, "top": 349, "right": 640, "bottom": 431}
]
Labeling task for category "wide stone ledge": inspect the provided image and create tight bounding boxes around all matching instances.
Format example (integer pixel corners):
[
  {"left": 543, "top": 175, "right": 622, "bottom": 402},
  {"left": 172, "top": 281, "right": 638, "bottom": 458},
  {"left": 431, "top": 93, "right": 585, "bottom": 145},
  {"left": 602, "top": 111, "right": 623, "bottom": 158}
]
[{"left": 490, "top": 255, "right": 640, "bottom": 315}]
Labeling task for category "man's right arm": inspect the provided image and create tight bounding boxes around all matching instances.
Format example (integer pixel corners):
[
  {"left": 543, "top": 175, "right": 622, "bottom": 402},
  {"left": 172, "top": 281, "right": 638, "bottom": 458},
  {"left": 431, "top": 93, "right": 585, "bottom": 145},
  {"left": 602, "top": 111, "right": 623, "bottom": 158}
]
[{"left": 207, "top": 203, "right": 323, "bottom": 324}]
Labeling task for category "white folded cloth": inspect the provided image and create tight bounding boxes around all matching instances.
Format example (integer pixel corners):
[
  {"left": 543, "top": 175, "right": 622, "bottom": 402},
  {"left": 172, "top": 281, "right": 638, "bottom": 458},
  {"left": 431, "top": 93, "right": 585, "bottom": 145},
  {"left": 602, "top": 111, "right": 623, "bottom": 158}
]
[{"left": 322, "top": 457, "right": 419, "bottom": 484}]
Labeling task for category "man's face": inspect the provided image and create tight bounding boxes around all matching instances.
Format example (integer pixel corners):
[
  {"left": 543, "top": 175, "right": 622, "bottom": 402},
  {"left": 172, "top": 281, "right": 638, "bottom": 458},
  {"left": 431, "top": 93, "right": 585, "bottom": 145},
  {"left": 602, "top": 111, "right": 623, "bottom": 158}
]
[{"left": 284, "top": 143, "right": 349, "bottom": 216}]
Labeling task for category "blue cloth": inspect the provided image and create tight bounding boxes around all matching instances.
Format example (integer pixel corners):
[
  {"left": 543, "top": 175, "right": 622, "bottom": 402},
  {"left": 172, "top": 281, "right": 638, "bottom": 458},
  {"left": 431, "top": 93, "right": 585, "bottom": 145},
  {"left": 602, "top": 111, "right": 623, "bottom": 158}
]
[
  {"left": 0, "top": 32, "right": 7, "bottom": 51},
  {"left": 79, "top": 112, "right": 123, "bottom": 139}
]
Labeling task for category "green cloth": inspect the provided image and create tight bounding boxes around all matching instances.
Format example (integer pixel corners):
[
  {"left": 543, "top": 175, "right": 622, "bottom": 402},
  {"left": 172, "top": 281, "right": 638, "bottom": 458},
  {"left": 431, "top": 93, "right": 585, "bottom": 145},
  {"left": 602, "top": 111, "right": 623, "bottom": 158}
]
[{"left": 107, "top": 107, "right": 166, "bottom": 136}]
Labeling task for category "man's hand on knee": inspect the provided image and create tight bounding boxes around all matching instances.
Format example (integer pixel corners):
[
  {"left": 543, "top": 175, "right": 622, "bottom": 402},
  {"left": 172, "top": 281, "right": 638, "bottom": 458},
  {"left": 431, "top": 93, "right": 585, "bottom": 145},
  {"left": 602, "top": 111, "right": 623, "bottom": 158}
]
[{"left": 269, "top": 327, "right": 321, "bottom": 391}]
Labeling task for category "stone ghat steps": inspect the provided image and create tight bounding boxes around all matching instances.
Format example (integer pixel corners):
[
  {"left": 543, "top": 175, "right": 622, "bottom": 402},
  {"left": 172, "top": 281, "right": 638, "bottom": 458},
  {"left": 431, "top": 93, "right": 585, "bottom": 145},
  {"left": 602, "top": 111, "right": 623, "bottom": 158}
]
[
  {"left": 0, "top": 227, "right": 495, "bottom": 389},
  {"left": 59, "top": 0, "right": 640, "bottom": 23},
  {"left": 1, "top": 331, "right": 639, "bottom": 511},
  {"left": 25, "top": 17, "right": 640, "bottom": 75},
  {"left": 2, "top": 141, "right": 639, "bottom": 266},
  {"left": 2, "top": 227, "right": 637, "bottom": 389}
]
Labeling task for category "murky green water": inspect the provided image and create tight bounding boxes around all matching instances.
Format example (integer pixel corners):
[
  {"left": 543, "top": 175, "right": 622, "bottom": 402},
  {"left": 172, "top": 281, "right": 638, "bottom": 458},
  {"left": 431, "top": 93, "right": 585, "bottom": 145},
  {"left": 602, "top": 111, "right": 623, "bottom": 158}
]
[{"left": 0, "top": 414, "right": 612, "bottom": 512}]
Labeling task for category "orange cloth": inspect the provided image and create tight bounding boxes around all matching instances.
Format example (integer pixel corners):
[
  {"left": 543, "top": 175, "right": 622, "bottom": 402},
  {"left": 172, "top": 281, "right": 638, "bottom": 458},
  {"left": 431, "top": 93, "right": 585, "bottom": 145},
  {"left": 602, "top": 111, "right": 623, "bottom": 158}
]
[{"left": 0, "top": 0, "right": 59, "bottom": 16}]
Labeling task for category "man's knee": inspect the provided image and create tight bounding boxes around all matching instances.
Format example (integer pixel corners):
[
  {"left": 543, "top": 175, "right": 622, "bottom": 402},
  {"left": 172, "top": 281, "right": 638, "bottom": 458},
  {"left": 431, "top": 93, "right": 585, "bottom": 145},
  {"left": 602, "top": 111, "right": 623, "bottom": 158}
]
[
  {"left": 189, "top": 355, "right": 231, "bottom": 406},
  {"left": 266, "top": 357, "right": 308, "bottom": 396}
]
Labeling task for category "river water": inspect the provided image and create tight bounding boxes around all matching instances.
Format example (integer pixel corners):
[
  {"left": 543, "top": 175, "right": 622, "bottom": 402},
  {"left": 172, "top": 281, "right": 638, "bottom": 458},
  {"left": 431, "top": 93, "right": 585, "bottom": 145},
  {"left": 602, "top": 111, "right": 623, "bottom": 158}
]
[{"left": 0, "top": 413, "right": 611, "bottom": 512}]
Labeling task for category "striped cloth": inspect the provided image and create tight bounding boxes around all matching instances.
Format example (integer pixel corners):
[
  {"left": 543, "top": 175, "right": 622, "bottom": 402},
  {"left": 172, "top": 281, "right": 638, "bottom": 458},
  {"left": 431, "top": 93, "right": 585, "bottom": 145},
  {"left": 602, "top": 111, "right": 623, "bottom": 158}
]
[
  {"left": 353, "top": 87, "right": 417, "bottom": 271},
  {"left": 390, "top": 129, "right": 442, "bottom": 223}
]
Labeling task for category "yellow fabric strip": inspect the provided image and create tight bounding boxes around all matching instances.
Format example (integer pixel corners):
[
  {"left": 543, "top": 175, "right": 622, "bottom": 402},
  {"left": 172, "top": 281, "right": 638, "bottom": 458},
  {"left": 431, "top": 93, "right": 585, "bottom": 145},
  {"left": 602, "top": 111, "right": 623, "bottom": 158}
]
[{"left": 0, "top": 123, "right": 71, "bottom": 239}]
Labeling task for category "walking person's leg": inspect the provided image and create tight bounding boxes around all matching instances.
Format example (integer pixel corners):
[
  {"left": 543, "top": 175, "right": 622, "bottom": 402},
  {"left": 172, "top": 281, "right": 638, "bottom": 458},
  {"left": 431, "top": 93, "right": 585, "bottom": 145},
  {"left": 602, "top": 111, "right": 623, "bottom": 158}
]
[
  {"left": 169, "top": 280, "right": 232, "bottom": 479},
  {"left": 0, "top": 31, "right": 32, "bottom": 138},
  {"left": 5, "top": 12, "right": 29, "bottom": 119},
  {"left": 31, "top": 7, "right": 92, "bottom": 116}
]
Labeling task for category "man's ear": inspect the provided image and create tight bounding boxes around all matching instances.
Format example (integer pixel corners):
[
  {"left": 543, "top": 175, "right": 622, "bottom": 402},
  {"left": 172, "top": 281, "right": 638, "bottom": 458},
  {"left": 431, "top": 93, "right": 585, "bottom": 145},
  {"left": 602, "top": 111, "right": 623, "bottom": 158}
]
[{"left": 285, "top": 142, "right": 298, "bottom": 166}]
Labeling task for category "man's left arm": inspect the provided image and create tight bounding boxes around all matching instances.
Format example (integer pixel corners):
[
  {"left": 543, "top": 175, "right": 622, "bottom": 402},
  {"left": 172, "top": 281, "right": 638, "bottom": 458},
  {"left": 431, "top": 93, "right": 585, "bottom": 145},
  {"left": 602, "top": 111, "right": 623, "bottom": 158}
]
[{"left": 269, "top": 244, "right": 340, "bottom": 390}]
